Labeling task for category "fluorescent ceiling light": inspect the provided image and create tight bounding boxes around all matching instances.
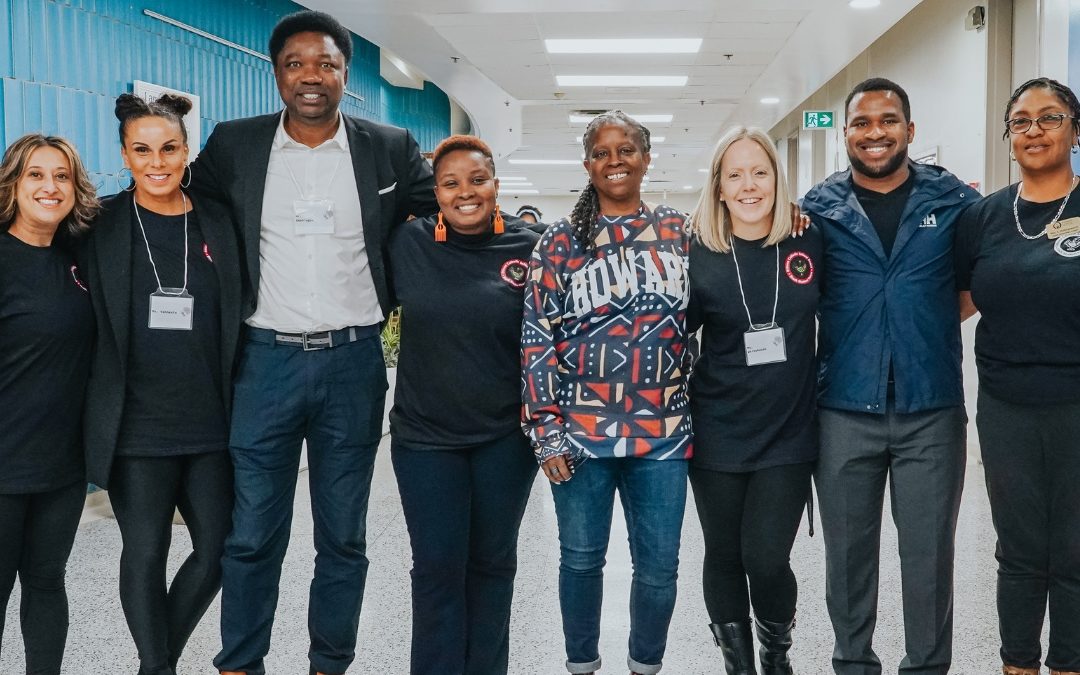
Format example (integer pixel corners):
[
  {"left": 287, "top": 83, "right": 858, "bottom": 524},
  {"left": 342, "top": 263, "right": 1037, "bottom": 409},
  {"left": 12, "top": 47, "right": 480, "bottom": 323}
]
[
  {"left": 556, "top": 75, "right": 688, "bottom": 87},
  {"left": 569, "top": 114, "right": 674, "bottom": 124},
  {"left": 849, "top": 0, "right": 880, "bottom": 6},
  {"left": 699, "top": 168, "right": 709, "bottom": 172},
  {"left": 682, "top": 185, "right": 693, "bottom": 190},
  {"left": 545, "top": 38, "right": 702, "bottom": 54},
  {"left": 500, "top": 188, "right": 540, "bottom": 194},
  {"left": 760, "top": 97, "right": 780, "bottom": 104},
  {"left": 499, "top": 176, "right": 530, "bottom": 182},
  {"left": 508, "top": 158, "right": 581, "bottom": 165},
  {"left": 498, "top": 181, "right": 532, "bottom": 186},
  {"left": 576, "top": 135, "right": 664, "bottom": 143}
]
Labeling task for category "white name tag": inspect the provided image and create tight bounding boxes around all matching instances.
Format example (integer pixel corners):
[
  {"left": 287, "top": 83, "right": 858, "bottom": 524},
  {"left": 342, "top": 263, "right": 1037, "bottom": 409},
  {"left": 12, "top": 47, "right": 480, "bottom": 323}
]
[
  {"left": 744, "top": 325, "right": 787, "bottom": 366},
  {"left": 293, "top": 199, "right": 336, "bottom": 235},
  {"left": 149, "top": 289, "right": 194, "bottom": 331}
]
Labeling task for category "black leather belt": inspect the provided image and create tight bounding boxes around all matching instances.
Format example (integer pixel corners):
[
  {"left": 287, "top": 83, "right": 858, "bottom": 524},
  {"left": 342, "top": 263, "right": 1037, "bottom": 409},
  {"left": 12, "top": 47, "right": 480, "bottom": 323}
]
[{"left": 247, "top": 325, "right": 379, "bottom": 351}]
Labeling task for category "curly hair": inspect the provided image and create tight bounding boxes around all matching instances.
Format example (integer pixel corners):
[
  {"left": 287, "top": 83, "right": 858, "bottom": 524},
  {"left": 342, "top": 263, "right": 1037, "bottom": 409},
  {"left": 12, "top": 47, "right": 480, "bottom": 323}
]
[
  {"left": 0, "top": 133, "right": 99, "bottom": 244},
  {"left": 115, "top": 92, "right": 193, "bottom": 145},
  {"left": 269, "top": 10, "right": 353, "bottom": 65},
  {"left": 570, "top": 111, "right": 651, "bottom": 251},
  {"left": 432, "top": 134, "right": 495, "bottom": 176},
  {"left": 1002, "top": 77, "right": 1080, "bottom": 141}
]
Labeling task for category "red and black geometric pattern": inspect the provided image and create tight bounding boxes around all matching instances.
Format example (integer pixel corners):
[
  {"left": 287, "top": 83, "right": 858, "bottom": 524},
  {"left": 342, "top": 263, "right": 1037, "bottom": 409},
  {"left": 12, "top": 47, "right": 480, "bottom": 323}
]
[{"left": 521, "top": 204, "right": 693, "bottom": 462}]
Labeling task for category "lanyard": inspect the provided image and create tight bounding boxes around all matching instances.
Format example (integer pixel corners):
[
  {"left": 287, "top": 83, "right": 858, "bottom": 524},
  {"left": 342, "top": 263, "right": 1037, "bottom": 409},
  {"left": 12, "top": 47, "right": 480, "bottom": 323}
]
[
  {"left": 730, "top": 237, "right": 779, "bottom": 331},
  {"left": 282, "top": 146, "right": 344, "bottom": 201},
  {"left": 134, "top": 192, "right": 189, "bottom": 295}
]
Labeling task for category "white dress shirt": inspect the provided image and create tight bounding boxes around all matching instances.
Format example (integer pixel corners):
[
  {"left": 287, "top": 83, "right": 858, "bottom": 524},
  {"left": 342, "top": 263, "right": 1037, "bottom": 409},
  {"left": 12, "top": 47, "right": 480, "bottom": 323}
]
[{"left": 247, "top": 112, "right": 384, "bottom": 332}]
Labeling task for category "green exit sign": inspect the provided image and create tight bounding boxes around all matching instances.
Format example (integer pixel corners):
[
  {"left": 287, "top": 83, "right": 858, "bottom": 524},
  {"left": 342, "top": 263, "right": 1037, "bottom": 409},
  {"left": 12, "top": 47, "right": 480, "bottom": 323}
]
[{"left": 802, "top": 111, "right": 835, "bottom": 129}]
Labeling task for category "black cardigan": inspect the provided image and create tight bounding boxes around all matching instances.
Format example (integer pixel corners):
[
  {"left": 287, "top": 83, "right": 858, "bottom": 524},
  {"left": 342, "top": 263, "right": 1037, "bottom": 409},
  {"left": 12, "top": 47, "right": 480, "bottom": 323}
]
[{"left": 82, "top": 191, "right": 242, "bottom": 488}]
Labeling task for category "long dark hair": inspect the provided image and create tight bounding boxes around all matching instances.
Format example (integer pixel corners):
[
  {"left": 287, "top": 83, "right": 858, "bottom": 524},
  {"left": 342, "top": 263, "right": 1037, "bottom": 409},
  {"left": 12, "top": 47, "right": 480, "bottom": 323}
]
[{"left": 570, "top": 110, "right": 651, "bottom": 251}]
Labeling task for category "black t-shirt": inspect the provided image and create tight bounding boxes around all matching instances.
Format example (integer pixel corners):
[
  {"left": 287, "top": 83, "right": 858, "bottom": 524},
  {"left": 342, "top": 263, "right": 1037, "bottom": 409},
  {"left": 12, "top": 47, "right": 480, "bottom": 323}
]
[
  {"left": 687, "top": 227, "right": 823, "bottom": 472},
  {"left": 853, "top": 170, "right": 915, "bottom": 258},
  {"left": 955, "top": 183, "right": 1080, "bottom": 404},
  {"left": 388, "top": 214, "right": 540, "bottom": 449},
  {"left": 0, "top": 232, "right": 93, "bottom": 492},
  {"left": 117, "top": 205, "right": 228, "bottom": 455}
]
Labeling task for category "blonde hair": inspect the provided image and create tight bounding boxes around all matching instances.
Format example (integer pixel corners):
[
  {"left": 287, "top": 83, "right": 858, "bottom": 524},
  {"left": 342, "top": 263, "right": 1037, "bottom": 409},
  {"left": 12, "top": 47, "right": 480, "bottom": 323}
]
[
  {"left": 691, "top": 126, "right": 791, "bottom": 253},
  {"left": 0, "top": 134, "right": 99, "bottom": 242}
]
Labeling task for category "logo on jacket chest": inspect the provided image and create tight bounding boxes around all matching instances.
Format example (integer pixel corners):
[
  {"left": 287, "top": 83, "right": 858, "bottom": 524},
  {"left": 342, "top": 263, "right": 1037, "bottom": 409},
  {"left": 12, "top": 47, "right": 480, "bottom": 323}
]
[
  {"left": 501, "top": 259, "right": 529, "bottom": 288},
  {"left": 784, "top": 251, "right": 815, "bottom": 285},
  {"left": 919, "top": 213, "right": 938, "bottom": 228}
]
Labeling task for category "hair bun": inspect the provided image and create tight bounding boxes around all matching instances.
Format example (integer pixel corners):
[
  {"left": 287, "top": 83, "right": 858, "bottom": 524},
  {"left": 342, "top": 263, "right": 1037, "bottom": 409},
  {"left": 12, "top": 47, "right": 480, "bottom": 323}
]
[
  {"left": 155, "top": 94, "right": 193, "bottom": 118},
  {"left": 114, "top": 93, "right": 149, "bottom": 122}
]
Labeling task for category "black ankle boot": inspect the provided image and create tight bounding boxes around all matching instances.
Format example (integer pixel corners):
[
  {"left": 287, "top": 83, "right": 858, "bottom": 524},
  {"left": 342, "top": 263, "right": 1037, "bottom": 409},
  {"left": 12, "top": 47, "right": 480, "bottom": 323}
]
[
  {"left": 755, "top": 617, "right": 795, "bottom": 675},
  {"left": 709, "top": 621, "right": 757, "bottom": 674}
]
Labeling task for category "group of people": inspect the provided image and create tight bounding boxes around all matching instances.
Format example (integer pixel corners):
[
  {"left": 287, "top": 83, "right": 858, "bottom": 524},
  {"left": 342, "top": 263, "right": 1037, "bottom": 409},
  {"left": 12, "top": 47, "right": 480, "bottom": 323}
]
[{"left": 0, "top": 7, "right": 1077, "bottom": 675}]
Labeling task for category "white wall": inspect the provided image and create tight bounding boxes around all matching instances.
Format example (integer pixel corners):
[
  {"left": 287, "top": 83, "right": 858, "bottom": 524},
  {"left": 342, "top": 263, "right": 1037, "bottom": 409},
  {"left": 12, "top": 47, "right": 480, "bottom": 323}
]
[{"left": 771, "top": 0, "right": 990, "bottom": 195}]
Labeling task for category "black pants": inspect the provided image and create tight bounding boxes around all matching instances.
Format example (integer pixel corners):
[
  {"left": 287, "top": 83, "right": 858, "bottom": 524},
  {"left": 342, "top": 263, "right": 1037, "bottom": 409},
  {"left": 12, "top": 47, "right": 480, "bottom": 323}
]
[
  {"left": 391, "top": 431, "right": 537, "bottom": 675},
  {"left": 689, "top": 462, "right": 812, "bottom": 625},
  {"left": 978, "top": 389, "right": 1080, "bottom": 672},
  {"left": 0, "top": 480, "right": 85, "bottom": 675},
  {"left": 108, "top": 452, "right": 233, "bottom": 675}
]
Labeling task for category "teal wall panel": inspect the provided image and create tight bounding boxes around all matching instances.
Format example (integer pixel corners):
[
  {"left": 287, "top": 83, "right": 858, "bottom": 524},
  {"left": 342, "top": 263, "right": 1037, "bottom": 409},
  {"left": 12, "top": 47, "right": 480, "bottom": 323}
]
[{"left": 1, "top": 0, "right": 451, "bottom": 191}]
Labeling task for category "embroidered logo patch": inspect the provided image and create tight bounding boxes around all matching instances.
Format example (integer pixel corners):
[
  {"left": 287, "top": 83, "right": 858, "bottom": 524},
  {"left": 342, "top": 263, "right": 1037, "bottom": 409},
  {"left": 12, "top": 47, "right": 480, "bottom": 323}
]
[
  {"left": 69, "top": 265, "right": 88, "bottom": 292},
  {"left": 1055, "top": 234, "right": 1080, "bottom": 258},
  {"left": 501, "top": 259, "right": 529, "bottom": 288},
  {"left": 784, "top": 251, "right": 814, "bottom": 285}
]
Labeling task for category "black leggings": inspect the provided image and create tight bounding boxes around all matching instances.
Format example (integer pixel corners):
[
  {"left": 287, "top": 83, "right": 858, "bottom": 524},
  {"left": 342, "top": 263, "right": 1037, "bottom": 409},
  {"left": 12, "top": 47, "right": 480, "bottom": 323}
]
[
  {"left": 0, "top": 480, "right": 85, "bottom": 675},
  {"left": 689, "top": 462, "right": 812, "bottom": 625},
  {"left": 108, "top": 452, "right": 233, "bottom": 675}
]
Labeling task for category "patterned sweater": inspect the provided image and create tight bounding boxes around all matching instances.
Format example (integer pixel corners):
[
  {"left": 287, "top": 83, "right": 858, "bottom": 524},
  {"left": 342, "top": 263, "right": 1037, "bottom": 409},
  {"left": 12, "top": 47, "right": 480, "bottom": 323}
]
[{"left": 521, "top": 203, "right": 693, "bottom": 462}]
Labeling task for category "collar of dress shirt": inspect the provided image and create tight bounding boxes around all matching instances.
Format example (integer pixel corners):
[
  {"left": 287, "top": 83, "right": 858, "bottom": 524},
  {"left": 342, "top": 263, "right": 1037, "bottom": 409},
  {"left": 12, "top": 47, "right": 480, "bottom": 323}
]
[{"left": 273, "top": 111, "right": 349, "bottom": 151}]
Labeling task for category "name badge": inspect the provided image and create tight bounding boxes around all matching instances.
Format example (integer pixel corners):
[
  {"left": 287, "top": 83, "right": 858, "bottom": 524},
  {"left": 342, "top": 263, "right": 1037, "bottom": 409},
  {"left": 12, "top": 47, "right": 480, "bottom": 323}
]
[
  {"left": 149, "top": 289, "right": 194, "bottom": 331},
  {"left": 1047, "top": 217, "right": 1080, "bottom": 239},
  {"left": 744, "top": 325, "right": 787, "bottom": 366},
  {"left": 293, "top": 199, "right": 335, "bottom": 235}
]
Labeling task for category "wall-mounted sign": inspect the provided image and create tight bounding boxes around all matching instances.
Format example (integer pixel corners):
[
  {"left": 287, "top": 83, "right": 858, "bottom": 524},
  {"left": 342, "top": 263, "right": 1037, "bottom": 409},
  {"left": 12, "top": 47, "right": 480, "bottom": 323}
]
[{"left": 802, "top": 111, "right": 835, "bottom": 129}]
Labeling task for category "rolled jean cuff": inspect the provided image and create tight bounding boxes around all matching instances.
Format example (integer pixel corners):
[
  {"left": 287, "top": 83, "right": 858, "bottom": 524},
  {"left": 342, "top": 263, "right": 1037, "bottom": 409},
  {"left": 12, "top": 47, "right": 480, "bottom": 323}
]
[
  {"left": 629, "top": 655, "right": 662, "bottom": 674},
  {"left": 567, "top": 656, "right": 602, "bottom": 673}
]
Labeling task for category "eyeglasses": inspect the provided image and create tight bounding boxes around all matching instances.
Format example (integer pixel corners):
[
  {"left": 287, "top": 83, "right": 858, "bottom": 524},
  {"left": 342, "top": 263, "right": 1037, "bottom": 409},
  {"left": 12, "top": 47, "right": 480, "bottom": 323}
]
[{"left": 1005, "top": 113, "right": 1075, "bottom": 134}]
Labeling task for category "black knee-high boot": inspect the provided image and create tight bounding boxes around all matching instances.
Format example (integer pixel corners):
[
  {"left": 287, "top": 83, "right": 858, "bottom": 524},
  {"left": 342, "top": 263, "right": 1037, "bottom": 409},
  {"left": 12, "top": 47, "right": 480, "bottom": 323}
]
[
  {"left": 755, "top": 617, "right": 794, "bottom": 675},
  {"left": 709, "top": 621, "right": 757, "bottom": 674}
]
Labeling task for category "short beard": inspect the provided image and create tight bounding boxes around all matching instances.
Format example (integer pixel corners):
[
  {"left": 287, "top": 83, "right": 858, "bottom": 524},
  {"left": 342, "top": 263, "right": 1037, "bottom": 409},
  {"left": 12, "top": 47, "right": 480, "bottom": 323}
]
[{"left": 848, "top": 147, "right": 908, "bottom": 180}]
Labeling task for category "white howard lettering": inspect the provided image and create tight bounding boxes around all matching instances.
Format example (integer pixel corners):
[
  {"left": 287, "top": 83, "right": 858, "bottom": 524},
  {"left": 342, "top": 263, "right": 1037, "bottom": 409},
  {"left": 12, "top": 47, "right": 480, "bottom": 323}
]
[{"left": 565, "top": 248, "right": 685, "bottom": 316}]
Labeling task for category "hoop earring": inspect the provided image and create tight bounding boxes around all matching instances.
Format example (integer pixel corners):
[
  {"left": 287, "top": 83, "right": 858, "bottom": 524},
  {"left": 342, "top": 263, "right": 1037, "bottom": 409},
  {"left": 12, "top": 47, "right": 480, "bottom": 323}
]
[
  {"left": 180, "top": 164, "right": 192, "bottom": 188},
  {"left": 120, "top": 167, "right": 136, "bottom": 192}
]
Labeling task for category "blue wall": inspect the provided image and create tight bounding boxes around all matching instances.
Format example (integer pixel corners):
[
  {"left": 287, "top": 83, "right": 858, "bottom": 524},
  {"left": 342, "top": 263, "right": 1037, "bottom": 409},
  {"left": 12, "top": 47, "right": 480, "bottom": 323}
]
[{"left": 0, "top": 0, "right": 450, "bottom": 191}]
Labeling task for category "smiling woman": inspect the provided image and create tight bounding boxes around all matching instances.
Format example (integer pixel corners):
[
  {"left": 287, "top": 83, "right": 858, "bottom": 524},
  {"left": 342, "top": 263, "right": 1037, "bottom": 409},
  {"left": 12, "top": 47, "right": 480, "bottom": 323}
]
[
  {"left": 0, "top": 133, "right": 97, "bottom": 675},
  {"left": 954, "top": 77, "right": 1080, "bottom": 675}
]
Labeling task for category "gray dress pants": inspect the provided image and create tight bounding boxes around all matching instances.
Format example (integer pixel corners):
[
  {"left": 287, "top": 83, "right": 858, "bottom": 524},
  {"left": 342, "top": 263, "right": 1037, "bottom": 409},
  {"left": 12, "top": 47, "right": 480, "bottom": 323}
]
[{"left": 815, "top": 403, "right": 966, "bottom": 675}]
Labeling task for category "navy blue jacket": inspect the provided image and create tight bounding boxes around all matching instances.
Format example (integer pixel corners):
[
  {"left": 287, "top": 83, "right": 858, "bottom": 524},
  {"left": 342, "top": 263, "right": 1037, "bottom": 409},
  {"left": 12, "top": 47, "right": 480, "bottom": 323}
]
[{"left": 802, "top": 162, "right": 980, "bottom": 414}]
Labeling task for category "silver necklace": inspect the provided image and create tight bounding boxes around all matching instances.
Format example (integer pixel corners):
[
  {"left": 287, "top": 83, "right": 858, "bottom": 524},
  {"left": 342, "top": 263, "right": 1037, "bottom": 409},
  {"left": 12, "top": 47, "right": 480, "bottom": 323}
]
[{"left": 1012, "top": 175, "right": 1078, "bottom": 240}]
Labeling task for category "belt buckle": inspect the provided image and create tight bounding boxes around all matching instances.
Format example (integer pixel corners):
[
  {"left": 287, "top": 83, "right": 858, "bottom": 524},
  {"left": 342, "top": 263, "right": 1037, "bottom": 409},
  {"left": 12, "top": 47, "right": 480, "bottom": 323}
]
[{"left": 301, "top": 331, "right": 333, "bottom": 351}]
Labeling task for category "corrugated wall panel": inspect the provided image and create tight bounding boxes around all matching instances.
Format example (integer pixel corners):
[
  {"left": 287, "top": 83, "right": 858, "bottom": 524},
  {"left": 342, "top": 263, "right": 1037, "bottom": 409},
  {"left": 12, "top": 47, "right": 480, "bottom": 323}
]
[{"left": 3, "top": 0, "right": 450, "bottom": 192}]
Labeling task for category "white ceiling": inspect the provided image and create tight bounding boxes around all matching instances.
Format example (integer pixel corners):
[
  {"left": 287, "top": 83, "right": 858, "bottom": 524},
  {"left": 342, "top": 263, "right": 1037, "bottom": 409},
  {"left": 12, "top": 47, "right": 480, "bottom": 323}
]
[{"left": 305, "top": 0, "right": 924, "bottom": 196}]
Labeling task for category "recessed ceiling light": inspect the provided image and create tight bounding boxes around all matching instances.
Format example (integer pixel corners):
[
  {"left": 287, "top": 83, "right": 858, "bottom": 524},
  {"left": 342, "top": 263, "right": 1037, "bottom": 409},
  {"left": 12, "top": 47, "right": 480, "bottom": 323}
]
[
  {"left": 849, "top": 0, "right": 880, "bottom": 7},
  {"left": 500, "top": 188, "right": 541, "bottom": 194},
  {"left": 508, "top": 159, "right": 581, "bottom": 165},
  {"left": 569, "top": 114, "right": 674, "bottom": 124},
  {"left": 760, "top": 97, "right": 780, "bottom": 105},
  {"left": 556, "top": 75, "right": 688, "bottom": 87},
  {"left": 576, "top": 135, "right": 664, "bottom": 143},
  {"left": 698, "top": 168, "right": 709, "bottom": 173},
  {"left": 545, "top": 38, "right": 702, "bottom": 54},
  {"left": 498, "top": 182, "right": 533, "bottom": 187},
  {"left": 498, "top": 176, "right": 530, "bottom": 182},
  {"left": 682, "top": 185, "right": 693, "bottom": 190}
]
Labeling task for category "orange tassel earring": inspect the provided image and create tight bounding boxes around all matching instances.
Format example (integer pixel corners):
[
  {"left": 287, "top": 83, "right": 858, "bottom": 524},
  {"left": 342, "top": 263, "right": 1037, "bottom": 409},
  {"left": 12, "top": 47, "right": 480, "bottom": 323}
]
[
  {"left": 434, "top": 212, "right": 447, "bottom": 242},
  {"left": 493, "top": 206, "right": 505, "bottom": 234}
]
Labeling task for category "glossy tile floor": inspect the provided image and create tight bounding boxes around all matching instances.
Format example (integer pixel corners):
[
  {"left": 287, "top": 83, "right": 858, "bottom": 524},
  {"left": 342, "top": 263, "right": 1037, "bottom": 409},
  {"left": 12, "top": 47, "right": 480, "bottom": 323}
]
[{"left": 1, "top": 440, "right": 1020, "bottom": 674}]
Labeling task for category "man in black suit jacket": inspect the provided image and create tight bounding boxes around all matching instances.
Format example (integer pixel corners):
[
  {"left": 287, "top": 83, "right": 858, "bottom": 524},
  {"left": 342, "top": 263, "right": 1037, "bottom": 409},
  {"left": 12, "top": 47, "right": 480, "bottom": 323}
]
[{"left": 189, "top": 10, "right": 436, "bottom": 675}]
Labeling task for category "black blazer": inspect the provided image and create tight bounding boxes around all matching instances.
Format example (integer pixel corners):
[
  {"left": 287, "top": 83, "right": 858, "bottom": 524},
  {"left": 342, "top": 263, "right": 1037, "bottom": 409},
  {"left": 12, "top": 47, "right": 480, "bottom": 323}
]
[
  {"left": 82, "top": 191, "right": 243, "bottom": 488},
  {"left": 189, "top": 111, "right": 438, "bottom": 320}
]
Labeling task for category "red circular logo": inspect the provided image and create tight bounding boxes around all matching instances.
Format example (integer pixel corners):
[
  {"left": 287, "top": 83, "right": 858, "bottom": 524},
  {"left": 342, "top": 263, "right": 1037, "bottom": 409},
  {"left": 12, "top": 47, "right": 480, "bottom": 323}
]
[
  {"left": 784, "top": 251, "right": 814, "bottom": 285},
  {"left": 501, "top": 258, "right": 529, "bottom": 288}
]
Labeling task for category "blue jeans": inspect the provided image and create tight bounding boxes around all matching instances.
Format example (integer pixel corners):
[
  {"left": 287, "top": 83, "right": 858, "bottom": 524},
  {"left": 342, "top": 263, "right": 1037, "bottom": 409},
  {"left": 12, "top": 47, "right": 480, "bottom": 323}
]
[
  {"left": 214, "top": 329, "right": 386, "bottom": 675},
  {"left": 391, "top": 431, "right": 536, "bottom": 675},
  {"left": 551, "top": 457, "right": 688, "bottom": 675}
]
